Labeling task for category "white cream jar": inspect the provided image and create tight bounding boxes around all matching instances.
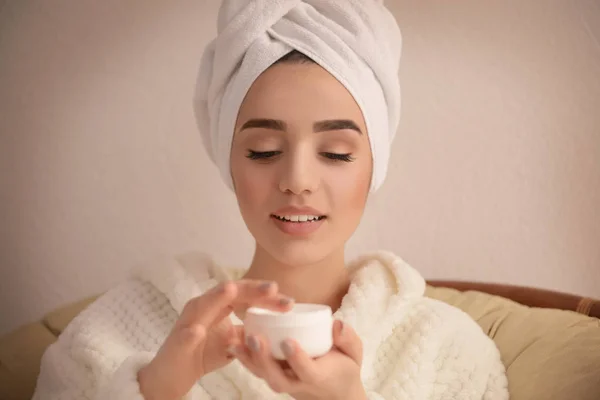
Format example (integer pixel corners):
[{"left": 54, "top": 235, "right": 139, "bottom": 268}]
[{"left": 244, "top": 303, "right": 333, "bottom": 360}]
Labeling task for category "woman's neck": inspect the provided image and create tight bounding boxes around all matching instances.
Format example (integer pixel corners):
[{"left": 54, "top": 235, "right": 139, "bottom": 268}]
[{"left": 241, "top": 245, "right": 351, "bottom": 312}]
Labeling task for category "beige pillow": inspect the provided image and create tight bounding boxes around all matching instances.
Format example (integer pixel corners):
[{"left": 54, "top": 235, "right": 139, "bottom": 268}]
[
  {"left": 0, "top": 322, "right": 57, "bottom": 400},
  {"left": 426, "top": 286, "right": 600, "bottom": 400}
]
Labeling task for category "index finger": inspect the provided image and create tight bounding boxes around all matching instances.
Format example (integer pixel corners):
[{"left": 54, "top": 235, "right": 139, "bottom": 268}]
[{"left": 182, "top": 280, "right": 293, "bottom": 328}]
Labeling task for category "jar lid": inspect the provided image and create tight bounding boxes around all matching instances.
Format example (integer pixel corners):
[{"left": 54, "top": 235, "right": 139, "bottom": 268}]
[{"left": 245, "top": 303, "right": 332, "bottom": 327}]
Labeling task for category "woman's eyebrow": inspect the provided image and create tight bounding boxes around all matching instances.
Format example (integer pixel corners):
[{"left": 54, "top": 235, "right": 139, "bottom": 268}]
[
  {"left": 314, "top": 119, "right": 362, "bottom": 134},
  {"left": 240, "top": 118, "right": 287, "bottom": 131},
  {"left": 239, "top": 118, "right": 362, "bottom": 134}
]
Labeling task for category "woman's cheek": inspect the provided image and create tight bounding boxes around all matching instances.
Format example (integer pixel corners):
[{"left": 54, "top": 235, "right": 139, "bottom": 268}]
[
  {"left": 234, "top": 162, "right": 273, "bottom": 205},
  {"left": 328, "top": 160, "right": 371, "bottom": 209},
  {"left": 351, "top": 157, "right": 372, "bottom": 206}
]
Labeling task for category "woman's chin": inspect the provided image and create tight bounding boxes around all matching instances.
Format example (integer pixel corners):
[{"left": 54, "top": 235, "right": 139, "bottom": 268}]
[{"left": 264, "top": 240, "right": 335, "bottom": 268}]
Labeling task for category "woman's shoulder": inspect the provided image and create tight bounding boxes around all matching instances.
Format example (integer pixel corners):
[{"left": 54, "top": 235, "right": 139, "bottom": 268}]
[
  {"left": 34, "top": 277, "right": 181, "bottom": 399},
  {"left": 59, "top": 278, "right": 175, "bottom": 347},
  {"left": 405, "top": 294, "right": 489, "bottom": 338},
  {"left": 386, "top": 295, "right": 503, "bottom": 369},
  {"left": 125, "top": 250, "right": 243, "bottom": 314},
  {"left": 351, "top": 250, "right": 490, "bottom": 336},
  {"left": 403, "top": 295, "right": 504, "bottom": 372},
  {"left": 58, "top": 251, "right": 232, "bottom": 348}
]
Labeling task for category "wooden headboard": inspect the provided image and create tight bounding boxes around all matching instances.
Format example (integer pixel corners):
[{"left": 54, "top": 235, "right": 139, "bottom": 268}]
[{"left": 427, "top": 280, "right": 600, "bottom": 319}]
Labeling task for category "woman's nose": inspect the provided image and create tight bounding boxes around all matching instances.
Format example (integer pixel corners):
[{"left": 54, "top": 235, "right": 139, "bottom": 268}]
[{"left": 277, "top": 151, "right": 320, "bottom": 195}]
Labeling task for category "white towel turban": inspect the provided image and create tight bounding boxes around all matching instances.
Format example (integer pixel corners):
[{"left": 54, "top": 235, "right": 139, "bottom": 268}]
[{"left": 193, "top": 0, "right": 402, "bottom": 192}]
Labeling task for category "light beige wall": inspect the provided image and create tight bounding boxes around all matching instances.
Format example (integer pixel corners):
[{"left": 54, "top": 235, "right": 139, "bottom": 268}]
[{"left": 1, "top": 0, "right": 599, "bottom": 335}]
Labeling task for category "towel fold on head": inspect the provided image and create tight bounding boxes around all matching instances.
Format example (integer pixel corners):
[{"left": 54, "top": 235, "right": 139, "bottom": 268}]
[{"left": 194, "top": 0, "right": 402, "bottom": 192}]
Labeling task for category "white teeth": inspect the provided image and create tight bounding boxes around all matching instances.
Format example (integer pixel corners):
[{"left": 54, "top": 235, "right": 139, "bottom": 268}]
[{"left": 274, "top": 214, "right": 322, "bottom": 222}]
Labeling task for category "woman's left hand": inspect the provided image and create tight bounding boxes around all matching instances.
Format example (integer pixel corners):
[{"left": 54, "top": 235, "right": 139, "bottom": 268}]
[{"left": 229, "top": 320, "right": 367, "bottom": 400}]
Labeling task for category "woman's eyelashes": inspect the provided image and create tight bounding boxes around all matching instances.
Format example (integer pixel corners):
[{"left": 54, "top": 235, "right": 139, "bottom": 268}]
[
  {"left": 245, "top": 150, "right": 354, "bottom": 162},
  {"left": 322, "top": 152, "right": 355, "bottom": 162},
  {"left": 246, "top": 150, "right": 281, "bottom": 160}
]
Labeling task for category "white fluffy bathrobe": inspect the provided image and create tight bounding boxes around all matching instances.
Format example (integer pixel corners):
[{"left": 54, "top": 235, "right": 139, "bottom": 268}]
[{"left": 32, "top": 251, "right": 509, "bottom": 399}]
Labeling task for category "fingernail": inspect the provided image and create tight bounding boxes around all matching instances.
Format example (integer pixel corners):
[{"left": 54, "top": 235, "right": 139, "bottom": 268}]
[
  {"left": 280, "top": 340, "right": 294, "bottom": 357},
  {"left": 246, "top": 335, "right": 261, "bottom": 352},
  {"left": 258, "top": 282, "right": 273, "bottom": 292},
  {"left": 279, "top": 296, "right": 294, "bottom": 306}
]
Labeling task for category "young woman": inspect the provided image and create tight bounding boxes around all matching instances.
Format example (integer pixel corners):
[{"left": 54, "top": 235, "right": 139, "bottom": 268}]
[{"left": 33, "top": 1, "right": 509, "bottom": 399}]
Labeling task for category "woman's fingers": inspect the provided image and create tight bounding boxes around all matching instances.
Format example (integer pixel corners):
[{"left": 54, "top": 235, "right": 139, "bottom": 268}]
[
  {"left": 225, "top": 325, "right": 245, "bottom": 354},
  {"left": 179, "top": 281, "right": 237, "bottom": 329},
  {"left": 181, "top": 280, "right": 294, "bottom": 329},
  {"left": 233, "top": 280, "right": 294, "bottom": 309},
  {"left": 332, "top": 320, "right": 363, "bottom": 365},
  {"left": 248, "top": 335, "right": 291, "bottom": 383},
  {"left": 279, "top": 339, "right": 320, "bottom": 383},
  {"left": 228, "top": 342, "right": 263, "bottom": 378},
  {"left": 236, "top": 334, "right": 303, "bottom": 394},
  {"left": 142, "top": 279, "right": 297, "bottom": 399},
  {"left": 152, "top": 323, "right": 207, "bottom": 379}
]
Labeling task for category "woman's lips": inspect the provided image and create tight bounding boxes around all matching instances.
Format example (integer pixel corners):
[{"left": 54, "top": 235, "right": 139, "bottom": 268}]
[
  {"left": 272, "top": 205, "right": 325, "bottom": 217},
  {"left": 270, "top": 214, "right": 326, "bottom": 236}
]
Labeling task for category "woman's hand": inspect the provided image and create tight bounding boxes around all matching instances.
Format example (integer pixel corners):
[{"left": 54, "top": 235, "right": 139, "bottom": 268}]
[
  {"left": 230, "top": 320, "right": 367, "bottom": 400},
  {"left": 137, "top": 280, "right": 293, "bottom": 400}
]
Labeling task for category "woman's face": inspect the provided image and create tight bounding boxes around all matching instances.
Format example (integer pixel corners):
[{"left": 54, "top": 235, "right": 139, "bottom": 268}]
[{"left": 230, "top": 61, "right": 372, "bottom": 266}]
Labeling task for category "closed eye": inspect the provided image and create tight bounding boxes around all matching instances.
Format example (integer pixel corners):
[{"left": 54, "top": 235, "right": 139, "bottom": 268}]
[
  {"left": 321, "top": 153, "right": 354, "bottom": 162},
  {"left": 246, "top": 150, "right": 354, "bottom": 163},
  {"left": 246, "top": 150, "right": 281, "bottom": 160}
]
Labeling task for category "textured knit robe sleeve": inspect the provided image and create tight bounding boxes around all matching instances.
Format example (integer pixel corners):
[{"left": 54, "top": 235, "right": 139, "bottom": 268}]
[{"left": 31, "top": 279, "right": 212, "bottom": 400}]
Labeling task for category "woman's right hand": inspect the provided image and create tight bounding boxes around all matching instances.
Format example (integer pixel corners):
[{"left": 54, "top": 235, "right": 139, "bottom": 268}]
[{"left": 137, "top": 280, "right": 293, "bottom": 400}]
